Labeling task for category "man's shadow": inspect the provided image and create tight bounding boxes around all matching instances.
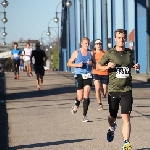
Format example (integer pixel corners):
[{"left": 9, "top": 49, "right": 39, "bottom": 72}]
[{"left": 9, "top": 138, "right": 93, "bottom": 150}]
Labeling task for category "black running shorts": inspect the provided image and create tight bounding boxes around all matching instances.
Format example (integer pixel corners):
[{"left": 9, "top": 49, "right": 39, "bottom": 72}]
[
  {"left": 34, "top": 66, "right": 45, "bottom": 76},
  {"left": 108, "top": 90, "right": 133, "bottom": 117},
  {"left": 75, "top": 74, "right": 92, "bottom": 90}
]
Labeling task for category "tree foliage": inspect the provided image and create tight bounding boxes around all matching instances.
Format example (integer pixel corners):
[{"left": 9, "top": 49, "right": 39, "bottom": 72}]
[{"left": 51, "top": 48, "right": 59, "bottom": 70}]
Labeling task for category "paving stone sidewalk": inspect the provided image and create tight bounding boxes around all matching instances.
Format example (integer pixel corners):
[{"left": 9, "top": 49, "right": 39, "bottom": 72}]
[{"left": 4, "top": 71, "right": 150, "bottom": 150}]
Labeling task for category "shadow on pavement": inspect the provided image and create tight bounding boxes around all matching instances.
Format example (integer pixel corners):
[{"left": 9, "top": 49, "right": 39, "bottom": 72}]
[
  {"left": 0, "top": 102, "right": 8, "bottom": 150},
  {"left": 6, "top": 86, "right": 76, "bottom": 101},
  {"left": 9, "top": 139, "right": 93, "bottom": 150},
  {"left": 136, "top": 105, "right": 150, "bottom": 107},
  {"left": 136, "top": 148, "right": 150, "bottom": 150},
  {"left": 7, "top": 104, "right": 52, "bottom": 110},
  {"left": 117, "top": 114, "right": 150, "bottom": 119},
  {"left": 132, "top": 81, "right": 150, "bottom": 88},
  {"left": 0, "top": 73, "right": 8, "bottom": 150}
]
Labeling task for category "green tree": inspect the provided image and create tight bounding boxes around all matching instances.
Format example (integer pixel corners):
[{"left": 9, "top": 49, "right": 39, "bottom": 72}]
[
  {"left": 50, "top": 40, "right": 59, "bottom": 70},
  {"left": 51, "top": 48, "right": 58, "bottom": 70}
]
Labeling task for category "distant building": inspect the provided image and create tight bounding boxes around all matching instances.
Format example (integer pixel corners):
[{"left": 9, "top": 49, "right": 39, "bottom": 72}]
[
  {"left": 17, "top": 39, "right": 40, "bottom": 50},
  {"left": 0, "top": 39, "right": 40, "bottom": 53}
]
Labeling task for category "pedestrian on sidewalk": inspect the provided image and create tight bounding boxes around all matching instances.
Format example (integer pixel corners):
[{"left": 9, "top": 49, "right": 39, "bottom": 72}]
[
  {"left": 92, "top": 39, "right": 109, "bottom": 110},
  {"left": 30, "top": 42, "right": 47, "bottom": 90},
  {"left": 67, "top": 37, "right": 93, "bottom": 122},
  {"left": 96, "top": 29, "right": 140, "bottom": 150},
  {"left": 11, "top": 42, "right": 22, "bottom": 79}
]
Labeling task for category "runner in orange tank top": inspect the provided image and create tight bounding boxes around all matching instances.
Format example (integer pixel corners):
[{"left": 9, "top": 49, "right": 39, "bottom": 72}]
[{"left": 92, "top": 39, "right": 109, "bottom": 110}]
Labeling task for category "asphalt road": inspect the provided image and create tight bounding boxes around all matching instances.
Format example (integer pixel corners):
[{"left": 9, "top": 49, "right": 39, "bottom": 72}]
[{"left": 3, "top": 71, "right": 150, "bottom": 150}]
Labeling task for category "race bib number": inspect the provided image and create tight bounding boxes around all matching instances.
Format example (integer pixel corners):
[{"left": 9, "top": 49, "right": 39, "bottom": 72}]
[
  {"left": 116, "top": 67, "right": 129, "bottom": 78},
  {"left": 13, "top": 53, "right": 18, "bottom": 58},
  {"left": 82, "top": 73, "right": 92, "bottom": 79}
]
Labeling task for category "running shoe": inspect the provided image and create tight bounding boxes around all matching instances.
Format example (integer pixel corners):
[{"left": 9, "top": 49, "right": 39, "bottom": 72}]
[
  {"left": 122, "top": 141, "right": 132, "bottom": 150},
  {"left": 71, "top": 106, "right": 78, "bottom": 114},
  {"left": 37, "top": 86, "right": 40, "bottom": 90},
  {"left": 101, "top": 94, "right": 106, "bottom": 98},
  {"left": 98, "top": 104, "right": 103, "bottom": 110},
  {"left": 107, "top": 129, "right": 114, "bottom": 142},
  {"left": 107, "top": 122, "right": 117, "bottom": 142},
  {"left": 17, "top": 75, "right": 19, "bottom": 79},
  {"left": 82, "top": 116, "right": 89, "bottom": 122},
  {"left": 14, "top": 76, "right": 17, "bottom": 79},
  {"left": 30, "top": 72, "right": 33, "bottom": 76}
]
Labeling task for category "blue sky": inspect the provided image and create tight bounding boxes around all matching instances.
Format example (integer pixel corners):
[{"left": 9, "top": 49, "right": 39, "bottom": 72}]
[
  {"left": 0, "top": 0, "right": 62, "bottom": 44},
  {"left": 0, "top": 0, "right": 134, "bottom": 44}
]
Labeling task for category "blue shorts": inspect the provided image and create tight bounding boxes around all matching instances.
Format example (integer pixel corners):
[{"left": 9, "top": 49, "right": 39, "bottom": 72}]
[{"left": 93, "top": 74, "right": 109, "bottom": 85}]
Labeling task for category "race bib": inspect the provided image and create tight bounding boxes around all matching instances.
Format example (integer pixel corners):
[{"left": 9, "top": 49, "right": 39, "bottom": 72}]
[
  {"left": 116, "top": 67, "right": 129, "bottom": 78},
  {"left": 13, "top": 53, "right": 18, "bottom": 58},
  {"left": 82, "top": 73, "right": 92, "bottom": 79}
]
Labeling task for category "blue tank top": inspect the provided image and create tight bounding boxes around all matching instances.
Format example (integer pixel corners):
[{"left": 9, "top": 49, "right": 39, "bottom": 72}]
[{"left": 74, "top": 49, "right": 92, "bottom": 74}]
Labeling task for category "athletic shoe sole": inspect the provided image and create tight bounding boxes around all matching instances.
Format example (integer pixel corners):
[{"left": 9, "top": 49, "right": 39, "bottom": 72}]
[
  {"left": 71, "top": 107, "right": 77, "bottom": 114},
  {"left": 98, "top": 105, "right": 103, "bottom": 110},
  {"left": 122, "top": 142, "right": 132, "bottom": 150},
  {"left": 82, "top": 119, "right": 89, "bottom": 122}
]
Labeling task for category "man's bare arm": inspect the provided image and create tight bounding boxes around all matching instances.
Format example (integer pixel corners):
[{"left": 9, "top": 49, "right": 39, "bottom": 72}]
[{"left": 67, "top": 50, "right": 81, "bottom": 68}]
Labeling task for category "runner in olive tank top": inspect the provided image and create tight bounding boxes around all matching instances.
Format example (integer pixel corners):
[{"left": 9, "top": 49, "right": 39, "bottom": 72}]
[{"left": 96, "top": 29, "right": 140, "bottom": 150}]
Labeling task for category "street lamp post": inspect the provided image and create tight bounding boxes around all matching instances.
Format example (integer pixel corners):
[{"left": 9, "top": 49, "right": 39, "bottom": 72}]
[
  {"left": 0, "top": 26, "right": 7, "bottom": 37},
  {"left": 54, "top": 0, "right": 72, "bottom": 71},
  {"left": 3, "top": 40, "right": 6, "bottom": 45},
  {"left": 0, "top": 0, "right": 8, "bottom": 47},
  {"left": 40, "top": 30, "right": 47, "bottom": 46},
  {"left": 46, "top": 18, "right": 59, "bottom": 70},
  {"left": 66, "top": 0, "right": 72, "bottom": 7},
  {"left": 0, "top": 38, "right": 6, "bottom": 45},
  {"left": 0, "top": 10, "right": 8, "bottom": 23},
  {"left": 46, "top": 27, "right": 58, "bottom": 68},
  {"left": 46, "top": 29, "right": 51, "bottom": 70},
  {"left": 1, "top": 0, "right": 9, "bottom": 8},
  {"left": 46, "top": 17, "right": 58, "bottom": 37}
]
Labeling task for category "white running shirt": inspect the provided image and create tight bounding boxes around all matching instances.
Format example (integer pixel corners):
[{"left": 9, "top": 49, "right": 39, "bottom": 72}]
[{"left": 24, "top": 48, "right": 32, "bottom": 61}]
